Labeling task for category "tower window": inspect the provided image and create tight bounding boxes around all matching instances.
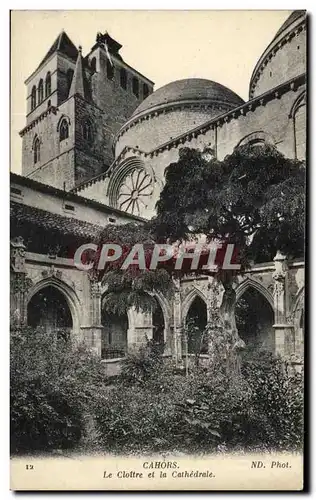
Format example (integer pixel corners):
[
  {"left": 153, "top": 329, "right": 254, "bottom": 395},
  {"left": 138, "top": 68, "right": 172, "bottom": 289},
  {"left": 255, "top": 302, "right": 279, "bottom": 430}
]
[
  {"left": 90, "top": 57, "right": 96, "bottom": 72},
  {"left": 59, "top": 119, "right": 69, "bottom": 142},
  {"left": 45, "top": 72, "right": 51, "bottom": 98},
  {"left": 143, "top": 83, "right": 149, "bottom": 99},
  {"left": 82, "top": 119, "right": 93, "bottom": 143},
  {"left": 132, "top": 77, "right": 139, "bottom": 97},
  {"left": 31, "top": 86, "right": 36, "bottom": 110},
  {"left": 33, "top": 137, "right": 40, "bottom": 164},
  {"left": 107, "top": 59, "right": 114, "bottom": 80},
  {"left": 38, "top": 79, "right": 44, "bottom": 104},
  {"left": 120, "top": 68, "right": 127, "bottom": 89}
]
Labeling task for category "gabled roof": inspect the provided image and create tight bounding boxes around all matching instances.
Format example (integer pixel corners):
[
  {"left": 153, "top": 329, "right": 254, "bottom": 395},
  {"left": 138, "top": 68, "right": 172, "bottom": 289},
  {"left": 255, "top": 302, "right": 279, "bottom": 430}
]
[{"left": 37, "top": 30, "right": 78, "bottom": 70}]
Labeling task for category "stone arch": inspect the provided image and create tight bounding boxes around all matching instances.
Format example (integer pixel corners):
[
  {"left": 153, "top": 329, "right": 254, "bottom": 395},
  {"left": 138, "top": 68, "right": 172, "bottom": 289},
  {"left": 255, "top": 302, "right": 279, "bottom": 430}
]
[
  {"left": 181, "top": 287, "right": 208, "bottom": 323},
  {"left": 236, "top": 131, "right": 275, "bottom": 148},
  {"left": 289, "top": 91, "right": 306, "bottom": 160},
  {"left": 150, "top": 292, "right": 172, "bottom": 348},
  {"left": 235, "top": 278, "right": 274, "bottom": 351},
  {"left": 107, "top": 156, "right": 155, "bottom": 215},
  {"left": 27, "top": 277, "right": 81, "bottom": 337},
  {"left": 182, "top": 291, "right": 208, "bottom": 355},
  {"left": 289, "top": 91, "right": 306, "bottom": 118},
  {"left": 57, "top": 114, "right": 71, "bottom": 132},
  {"left": 235, "top": 277, "right": 274, "bottom": 309}
]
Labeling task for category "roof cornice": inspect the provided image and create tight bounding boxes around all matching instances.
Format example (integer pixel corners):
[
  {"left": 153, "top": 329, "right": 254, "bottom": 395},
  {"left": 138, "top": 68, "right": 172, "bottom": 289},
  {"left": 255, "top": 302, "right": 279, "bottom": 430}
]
[{"left": 249, "top": 14, "right": 306, "bottom": 99}]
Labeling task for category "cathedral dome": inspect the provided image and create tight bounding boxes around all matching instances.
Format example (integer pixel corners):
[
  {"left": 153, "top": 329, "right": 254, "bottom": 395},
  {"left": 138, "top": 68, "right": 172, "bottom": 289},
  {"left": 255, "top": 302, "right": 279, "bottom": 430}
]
[
  {"left": 115, "top": 78, "right": 244, "bottom": 157},
  {"left": 132, "top": 78, "right": 244, "bottom": 118},
  {"left": 249, "top": 10, "right": 306, "bottom": 99}
]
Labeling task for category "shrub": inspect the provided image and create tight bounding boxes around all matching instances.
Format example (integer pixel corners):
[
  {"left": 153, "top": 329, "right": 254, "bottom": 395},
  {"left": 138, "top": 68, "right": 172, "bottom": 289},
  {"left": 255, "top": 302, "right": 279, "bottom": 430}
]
[
  {"left": 241, "top": 348, "right": 304, "bottom": 451},
  {"left": 10, "top": 326, "right": 105, "bottom": 453},
  {"left": 95, "top": 343, "right": 303, "bottom": 454}
]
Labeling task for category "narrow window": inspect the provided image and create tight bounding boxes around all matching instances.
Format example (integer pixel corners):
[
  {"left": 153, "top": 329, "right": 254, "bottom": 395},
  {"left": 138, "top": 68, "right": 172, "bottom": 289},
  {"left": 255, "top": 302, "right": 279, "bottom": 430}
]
[
  {"left": 31, "top": 86, "right": 36, "bottom": 110},
  {"left": 120, "top": 68, "right": 127, "bottom": 89},
  {"left": 34, "top": 137, "right": 40, "bottom": 164},
  {"left": 90, "top": 57, "right": 96, "bottom": 72},
  {"left": 38, "top": 79, "right": 44, "bottom": 104},
  {"left": 59, "top": 119, "right": 69, "bottom": 142},
  {"left": 45, "top": 72, "right": 51, "bottom": 98},
  {"left": 132, "top": 77, "right": 139, "bottom": 97},
  {"left": 143, "top": 83, "right": 149, "bottom": 99},
  {"left": 107, "top": 59, "right": 114, "bottom": 80},
  {"left": 82, "top": 120, "right": 93, "bottom": 143}
]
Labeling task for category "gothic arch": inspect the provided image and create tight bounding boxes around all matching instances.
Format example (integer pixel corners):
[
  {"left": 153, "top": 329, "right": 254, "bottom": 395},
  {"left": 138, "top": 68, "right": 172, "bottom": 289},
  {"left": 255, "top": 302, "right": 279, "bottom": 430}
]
[
  {"left": 236, "top": 131, "right": 275, "bottom": 148},
  {"left": 27, "top": 277, "right": 81, "bottom": 336},
  {"left": 235, "top": 277, "right": 274, "bottom": 309},
  {"left": 235, "top": 278, "right": 275, "bottom": 350},
  {"left": 181, "top": 287, "right": 208, "bottom": 323},
  {"left": 148, "top": 291, "right": 173, "bottom": 343}
]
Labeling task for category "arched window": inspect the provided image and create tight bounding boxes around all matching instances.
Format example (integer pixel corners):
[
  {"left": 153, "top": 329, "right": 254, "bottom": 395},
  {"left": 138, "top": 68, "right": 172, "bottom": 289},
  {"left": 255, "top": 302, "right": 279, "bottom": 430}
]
[
  {"left": 90, "top": 57, "right": 96, "bottom": 72},
  {"left": 106, "top": 59, "right": 114, "bottom": 80},
  {"left": 82, "top": 119, "right": 93, "bottom": 143},
  {"left": 45, "top": 72, "right": 51, "bottom": 98},
  {"left": 67, "top": 69, "right": 74, "bottom": 94},
  {"left": 38, "top": 79, "right": 44, "bottom": 104},
  {"left": 143, "top": 83, "right": 149, "bottom": 99},
  {"left": 59, "top": 118, "right": 69, "bottom": 142},
  {"left": 31, "top": 86, "right": 36, "bottom": 110},
  {"left": 132, "top": 77, "right": 139, "bottom": 97},
  {"left": 120, "top": 68, "right": 127, "bottom": 89},
  {"left": 27, "top": 285, "right": 72, "bottom": 338},
  {"left": 101, "top": 308, "right": 128, "bottom": 359},
  {"left": 184, "top": 296, "right": 208, "bottom": 354},
  {"left": 235, "top": 287, "right": 274, "bottom": 351},
  {"left": 33, "top": 137, "right": 40, "bottom": 164}
]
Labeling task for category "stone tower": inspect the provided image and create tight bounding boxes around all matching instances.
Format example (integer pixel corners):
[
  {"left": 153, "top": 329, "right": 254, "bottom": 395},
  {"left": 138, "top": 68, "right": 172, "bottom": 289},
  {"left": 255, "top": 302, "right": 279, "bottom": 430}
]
[{"left": 19, "top": 31, "right": 154, "bottom": 190}]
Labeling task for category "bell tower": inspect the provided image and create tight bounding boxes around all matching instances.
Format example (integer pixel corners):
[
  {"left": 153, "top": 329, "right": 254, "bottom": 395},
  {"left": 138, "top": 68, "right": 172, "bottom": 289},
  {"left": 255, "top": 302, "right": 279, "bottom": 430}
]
[{"left": 19, "top": 30, "right": 154, "bottom": 190}]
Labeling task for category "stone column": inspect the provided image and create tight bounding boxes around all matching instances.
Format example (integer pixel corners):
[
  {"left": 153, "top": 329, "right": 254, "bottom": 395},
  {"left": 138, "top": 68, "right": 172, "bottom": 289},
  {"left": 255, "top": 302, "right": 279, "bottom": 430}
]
[
  {"left": 272, "top": 251, "right": 295, "bottom": 357},
  {"left": 88, "top": 277, "right": 103, "bottom": 357},
  {"left": 10, "top": 237, "right": 30, "bottom": 327},
  {"left": 127, "top": 308, "right": 152, "bottom": 349},
  {"left": 173, "top": 278, "right": 182, "bottom": 366}
]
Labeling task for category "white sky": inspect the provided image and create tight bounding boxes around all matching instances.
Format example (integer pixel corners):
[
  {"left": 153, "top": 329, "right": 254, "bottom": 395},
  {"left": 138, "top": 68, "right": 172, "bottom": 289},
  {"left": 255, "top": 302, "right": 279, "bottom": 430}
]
[{"left": 10, "top": 10, "right": 291, "bottom": 173}]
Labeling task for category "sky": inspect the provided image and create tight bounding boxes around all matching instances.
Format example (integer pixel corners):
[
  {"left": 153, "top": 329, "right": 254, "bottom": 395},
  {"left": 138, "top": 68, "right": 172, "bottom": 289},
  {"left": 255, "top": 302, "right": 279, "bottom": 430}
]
[{"left": 10, "top": 10, "right": 291, "bottom": 173}]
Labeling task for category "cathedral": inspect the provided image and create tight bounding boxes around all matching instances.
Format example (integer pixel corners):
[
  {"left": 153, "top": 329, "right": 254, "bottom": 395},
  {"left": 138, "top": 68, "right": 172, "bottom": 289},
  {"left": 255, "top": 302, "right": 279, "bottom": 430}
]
[{"left": 10, "top": 11, "right": 306, "bottom": 374}]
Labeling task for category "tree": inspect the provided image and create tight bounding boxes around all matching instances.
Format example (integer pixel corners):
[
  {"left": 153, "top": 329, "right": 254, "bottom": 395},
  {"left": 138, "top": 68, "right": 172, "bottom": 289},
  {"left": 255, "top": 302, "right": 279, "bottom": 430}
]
[{"left": 94, "top": 144, "right": 305, "bottom": 366}]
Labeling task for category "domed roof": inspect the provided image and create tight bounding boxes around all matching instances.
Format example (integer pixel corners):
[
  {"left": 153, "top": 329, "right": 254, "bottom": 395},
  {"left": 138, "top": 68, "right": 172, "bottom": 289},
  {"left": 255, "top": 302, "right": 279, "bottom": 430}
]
[
  {"left": 132, "top": 78, "right": 244, "bottom": 117},
  {"left": 273, "top": 10, "right": 306, "bottom": 41}
]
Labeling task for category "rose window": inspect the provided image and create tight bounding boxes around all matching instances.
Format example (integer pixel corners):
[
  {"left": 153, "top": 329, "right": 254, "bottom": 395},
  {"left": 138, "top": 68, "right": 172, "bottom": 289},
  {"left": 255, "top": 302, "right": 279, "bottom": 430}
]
[{"left": 118, "top": 169, "right": 153, "bottom": 216}]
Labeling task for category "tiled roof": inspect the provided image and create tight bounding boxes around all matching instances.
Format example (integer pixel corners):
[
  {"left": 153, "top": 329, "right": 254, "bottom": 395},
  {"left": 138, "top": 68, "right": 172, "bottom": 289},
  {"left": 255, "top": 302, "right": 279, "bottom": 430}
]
[
  {"left": 11, "top": 201, "right": 102, "bottom": 240},
  {"left": 132, "top": 78, "right": 245, "bottom": 117}
]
